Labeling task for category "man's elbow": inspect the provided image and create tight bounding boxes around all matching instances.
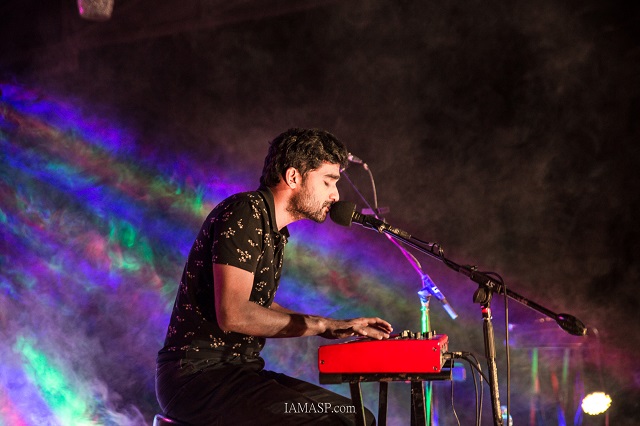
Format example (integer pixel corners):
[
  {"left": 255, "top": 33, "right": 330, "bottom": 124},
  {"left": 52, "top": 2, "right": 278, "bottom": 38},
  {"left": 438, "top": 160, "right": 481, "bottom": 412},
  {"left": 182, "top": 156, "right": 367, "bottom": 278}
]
[{"left": 216, "top": 309, "right": 246, "bottom": 334}]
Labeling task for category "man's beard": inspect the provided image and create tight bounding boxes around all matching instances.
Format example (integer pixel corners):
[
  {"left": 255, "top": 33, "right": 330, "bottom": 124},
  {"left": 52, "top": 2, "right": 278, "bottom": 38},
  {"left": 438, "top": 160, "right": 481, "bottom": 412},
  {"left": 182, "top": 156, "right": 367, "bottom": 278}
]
[{"left": 287, "top": 184, "right": 331, "bottom": 223}]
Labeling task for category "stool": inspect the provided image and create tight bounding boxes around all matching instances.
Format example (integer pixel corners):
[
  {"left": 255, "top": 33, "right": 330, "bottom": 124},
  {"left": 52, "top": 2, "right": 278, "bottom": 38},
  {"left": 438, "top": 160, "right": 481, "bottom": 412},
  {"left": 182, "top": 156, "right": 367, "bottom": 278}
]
[{"left": 153, "top": 414, "right": 188, "bottom": 426}]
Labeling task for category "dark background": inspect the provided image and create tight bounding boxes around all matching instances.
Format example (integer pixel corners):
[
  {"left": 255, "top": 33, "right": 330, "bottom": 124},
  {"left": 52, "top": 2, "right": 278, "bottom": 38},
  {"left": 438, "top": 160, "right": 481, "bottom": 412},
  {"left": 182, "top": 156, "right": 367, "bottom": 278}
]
[{"left": 1, "top": 1, "right": 639, "bottom": 425}]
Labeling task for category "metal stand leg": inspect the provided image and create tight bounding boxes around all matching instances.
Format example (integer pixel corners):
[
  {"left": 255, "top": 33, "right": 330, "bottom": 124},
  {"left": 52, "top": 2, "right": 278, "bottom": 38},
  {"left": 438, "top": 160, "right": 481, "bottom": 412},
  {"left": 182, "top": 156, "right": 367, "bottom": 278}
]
[
  {"left": 482, "top": 305, "right": 504, "bottom": 426},
  {"left": 473, "top": 284, "right": 504, "bottom": 426},
  {"left": 378, "top": 381, "right": 388, "bottom": 426},
  {"left": 349, "top": 382, "right": 367, "bottom": 426},
  {"left": 410, "top": 381, "right": 427, "bottom": 426}
]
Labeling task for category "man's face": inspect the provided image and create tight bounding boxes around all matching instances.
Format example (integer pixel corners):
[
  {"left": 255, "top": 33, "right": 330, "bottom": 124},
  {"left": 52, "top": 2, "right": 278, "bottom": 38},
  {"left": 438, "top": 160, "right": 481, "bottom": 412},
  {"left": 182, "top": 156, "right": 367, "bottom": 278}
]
[{"left": 288, "top": 162, "right": 341, "bottom": 223}]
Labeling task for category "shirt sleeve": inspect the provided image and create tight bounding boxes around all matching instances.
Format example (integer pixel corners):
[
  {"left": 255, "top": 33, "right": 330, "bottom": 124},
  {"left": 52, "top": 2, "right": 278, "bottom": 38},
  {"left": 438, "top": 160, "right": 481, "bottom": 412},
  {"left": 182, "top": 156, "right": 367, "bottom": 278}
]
[{"left": 211, "top": 198, "right": 263, "bottom": 274}]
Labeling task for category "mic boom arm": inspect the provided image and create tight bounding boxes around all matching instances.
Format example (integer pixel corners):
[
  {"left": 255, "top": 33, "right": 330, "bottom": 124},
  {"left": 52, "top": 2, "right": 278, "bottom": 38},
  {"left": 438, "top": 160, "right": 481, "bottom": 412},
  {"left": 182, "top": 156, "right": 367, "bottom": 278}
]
[
  {"left": 330, "top": 201, "right": 586, "bottom": 335},
  {"left": 378, "top": 227, "right": 587, "bottom": 337}
]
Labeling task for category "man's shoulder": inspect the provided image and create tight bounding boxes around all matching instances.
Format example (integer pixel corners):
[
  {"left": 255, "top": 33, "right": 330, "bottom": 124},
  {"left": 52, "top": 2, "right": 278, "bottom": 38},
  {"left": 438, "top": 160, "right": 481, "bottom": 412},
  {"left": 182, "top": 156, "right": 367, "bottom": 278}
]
[
  {"left": 220, "top": 190, "right": 263, "bottom": 205},
  {"left": 209, "top": 190, "right": 266, "bottom": 218}
]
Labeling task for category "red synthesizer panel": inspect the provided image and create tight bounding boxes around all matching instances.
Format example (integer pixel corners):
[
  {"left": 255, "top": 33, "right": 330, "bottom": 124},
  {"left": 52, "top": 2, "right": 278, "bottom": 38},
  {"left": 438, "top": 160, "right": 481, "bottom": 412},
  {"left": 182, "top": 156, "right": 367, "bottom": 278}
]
[{"left": 318, "top": 334, "right": 448, "bottom": 374}]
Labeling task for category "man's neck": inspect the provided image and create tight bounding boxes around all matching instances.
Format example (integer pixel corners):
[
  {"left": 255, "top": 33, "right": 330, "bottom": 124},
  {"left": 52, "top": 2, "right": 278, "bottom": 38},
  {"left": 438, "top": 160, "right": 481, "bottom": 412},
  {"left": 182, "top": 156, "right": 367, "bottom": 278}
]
[{"left": 270, "top": 184, "right": 298, "bottom": 231}]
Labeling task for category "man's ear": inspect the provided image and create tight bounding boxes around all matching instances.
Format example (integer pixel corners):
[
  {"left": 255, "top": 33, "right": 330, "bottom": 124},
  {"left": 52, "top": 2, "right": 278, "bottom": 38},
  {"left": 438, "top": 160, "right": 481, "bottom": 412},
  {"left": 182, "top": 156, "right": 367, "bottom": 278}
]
[{"left": 284, "top": 167, "right": 299, "bottom": 189}]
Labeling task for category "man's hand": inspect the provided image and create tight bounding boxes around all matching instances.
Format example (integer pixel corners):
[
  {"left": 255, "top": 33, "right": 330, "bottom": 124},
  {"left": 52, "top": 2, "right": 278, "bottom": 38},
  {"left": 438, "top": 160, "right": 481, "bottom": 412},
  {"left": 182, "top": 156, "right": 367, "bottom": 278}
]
[{"left": 320, "top": 317, "right": 393, "bottom": 340}]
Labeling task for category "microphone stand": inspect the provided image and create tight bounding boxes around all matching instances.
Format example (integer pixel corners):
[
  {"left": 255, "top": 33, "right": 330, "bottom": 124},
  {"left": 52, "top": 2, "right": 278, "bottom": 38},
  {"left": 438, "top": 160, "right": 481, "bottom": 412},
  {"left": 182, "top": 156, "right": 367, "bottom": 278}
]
[
  {"left": 338, "top": 164, "right": 585, "bottom": 424},
  {"left": 370, "top": 227, "right": 587, "bottom": 426}
]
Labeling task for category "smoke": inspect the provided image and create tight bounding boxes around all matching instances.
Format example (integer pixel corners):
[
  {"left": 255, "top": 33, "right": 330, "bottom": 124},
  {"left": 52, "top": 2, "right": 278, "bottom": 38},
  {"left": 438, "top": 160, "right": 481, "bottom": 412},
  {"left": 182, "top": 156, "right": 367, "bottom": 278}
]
[{"left": 1, "top": 0, "right": 639, "bottom": 423}]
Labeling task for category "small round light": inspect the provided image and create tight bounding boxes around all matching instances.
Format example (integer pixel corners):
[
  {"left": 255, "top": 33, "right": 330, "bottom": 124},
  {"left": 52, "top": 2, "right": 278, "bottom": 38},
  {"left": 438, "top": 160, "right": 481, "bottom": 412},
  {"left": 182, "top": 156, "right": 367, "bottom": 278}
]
[{"left": 581, "top": 392, "right": 612, "bottom": 415}]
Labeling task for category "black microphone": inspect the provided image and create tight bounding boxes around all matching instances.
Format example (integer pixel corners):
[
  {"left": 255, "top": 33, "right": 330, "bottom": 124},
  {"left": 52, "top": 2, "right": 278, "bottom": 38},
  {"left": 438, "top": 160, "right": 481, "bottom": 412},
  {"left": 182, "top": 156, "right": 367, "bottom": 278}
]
[
  {"left": 556, "top": 313, "right": 587, "bottom": 336},
  {"left": 329, "top": 201, "right": 411, "bottom": 240}
]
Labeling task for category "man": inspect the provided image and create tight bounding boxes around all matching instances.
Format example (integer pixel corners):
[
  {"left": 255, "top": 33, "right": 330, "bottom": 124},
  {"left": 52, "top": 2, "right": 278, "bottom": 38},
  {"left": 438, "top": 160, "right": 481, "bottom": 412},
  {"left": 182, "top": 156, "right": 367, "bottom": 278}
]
[{"left": 156, "top": 128, "right": 393, "bottom": 425}]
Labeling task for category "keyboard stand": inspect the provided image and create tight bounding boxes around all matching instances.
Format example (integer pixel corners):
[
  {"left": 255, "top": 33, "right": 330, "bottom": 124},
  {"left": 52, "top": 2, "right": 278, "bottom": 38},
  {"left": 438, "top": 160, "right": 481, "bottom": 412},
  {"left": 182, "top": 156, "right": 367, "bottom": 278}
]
[{"left": 320, "top": 364, "right": 452, "bottom": 426}]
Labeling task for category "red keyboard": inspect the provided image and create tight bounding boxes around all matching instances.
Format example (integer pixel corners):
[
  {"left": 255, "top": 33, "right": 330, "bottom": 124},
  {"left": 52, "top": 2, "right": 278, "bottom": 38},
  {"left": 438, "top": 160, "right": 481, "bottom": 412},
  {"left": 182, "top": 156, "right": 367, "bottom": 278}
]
[{"left": 318, "top": 334, "right": 448, "bottom": 374}]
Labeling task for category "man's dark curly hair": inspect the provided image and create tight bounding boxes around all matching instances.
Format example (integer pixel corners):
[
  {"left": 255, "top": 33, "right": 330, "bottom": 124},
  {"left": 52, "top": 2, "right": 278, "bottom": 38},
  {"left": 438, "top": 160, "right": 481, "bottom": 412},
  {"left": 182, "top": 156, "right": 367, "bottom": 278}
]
[{"left": 259, "top": 128, "right": 349, "bottom": 188}]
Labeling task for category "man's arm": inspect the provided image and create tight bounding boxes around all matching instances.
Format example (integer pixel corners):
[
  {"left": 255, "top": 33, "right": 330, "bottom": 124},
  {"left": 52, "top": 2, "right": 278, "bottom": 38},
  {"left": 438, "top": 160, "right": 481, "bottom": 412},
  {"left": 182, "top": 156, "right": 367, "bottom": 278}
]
[
  {"left": 214, "top": 263, "right": 392, "bottom": 339},
  {"left": 270, "top": 301, "right": 298, "bottom": 315}
]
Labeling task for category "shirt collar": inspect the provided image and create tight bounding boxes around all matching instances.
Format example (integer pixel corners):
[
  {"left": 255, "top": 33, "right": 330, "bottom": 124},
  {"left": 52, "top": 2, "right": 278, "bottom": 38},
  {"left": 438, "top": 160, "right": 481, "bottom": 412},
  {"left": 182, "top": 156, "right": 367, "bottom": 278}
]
[{"left": 258, "top": 186, "right": 289, "bottom": 238}]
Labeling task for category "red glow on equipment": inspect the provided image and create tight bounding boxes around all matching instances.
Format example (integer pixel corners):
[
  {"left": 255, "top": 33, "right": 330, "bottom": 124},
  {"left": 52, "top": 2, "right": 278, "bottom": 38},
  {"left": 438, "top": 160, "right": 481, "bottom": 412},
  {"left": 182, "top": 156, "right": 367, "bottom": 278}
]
[{"left": 318, "top": 334, "right": 448, "bottom": 374}]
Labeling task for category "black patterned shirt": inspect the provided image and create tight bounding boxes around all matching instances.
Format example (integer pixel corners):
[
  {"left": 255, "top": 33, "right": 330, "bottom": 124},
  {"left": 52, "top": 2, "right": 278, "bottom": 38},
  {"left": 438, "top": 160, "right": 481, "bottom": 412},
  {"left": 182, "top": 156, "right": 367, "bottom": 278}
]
[{"left": 158, "top": 187, "right": 288, "bottom": 361}]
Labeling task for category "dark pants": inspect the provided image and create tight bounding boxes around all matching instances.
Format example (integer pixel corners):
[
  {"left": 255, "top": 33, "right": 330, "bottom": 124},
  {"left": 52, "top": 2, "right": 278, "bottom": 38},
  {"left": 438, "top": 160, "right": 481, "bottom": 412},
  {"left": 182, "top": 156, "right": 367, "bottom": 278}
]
[{"left": 156, "top": 357, "right": 375, "bottom": 425}]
